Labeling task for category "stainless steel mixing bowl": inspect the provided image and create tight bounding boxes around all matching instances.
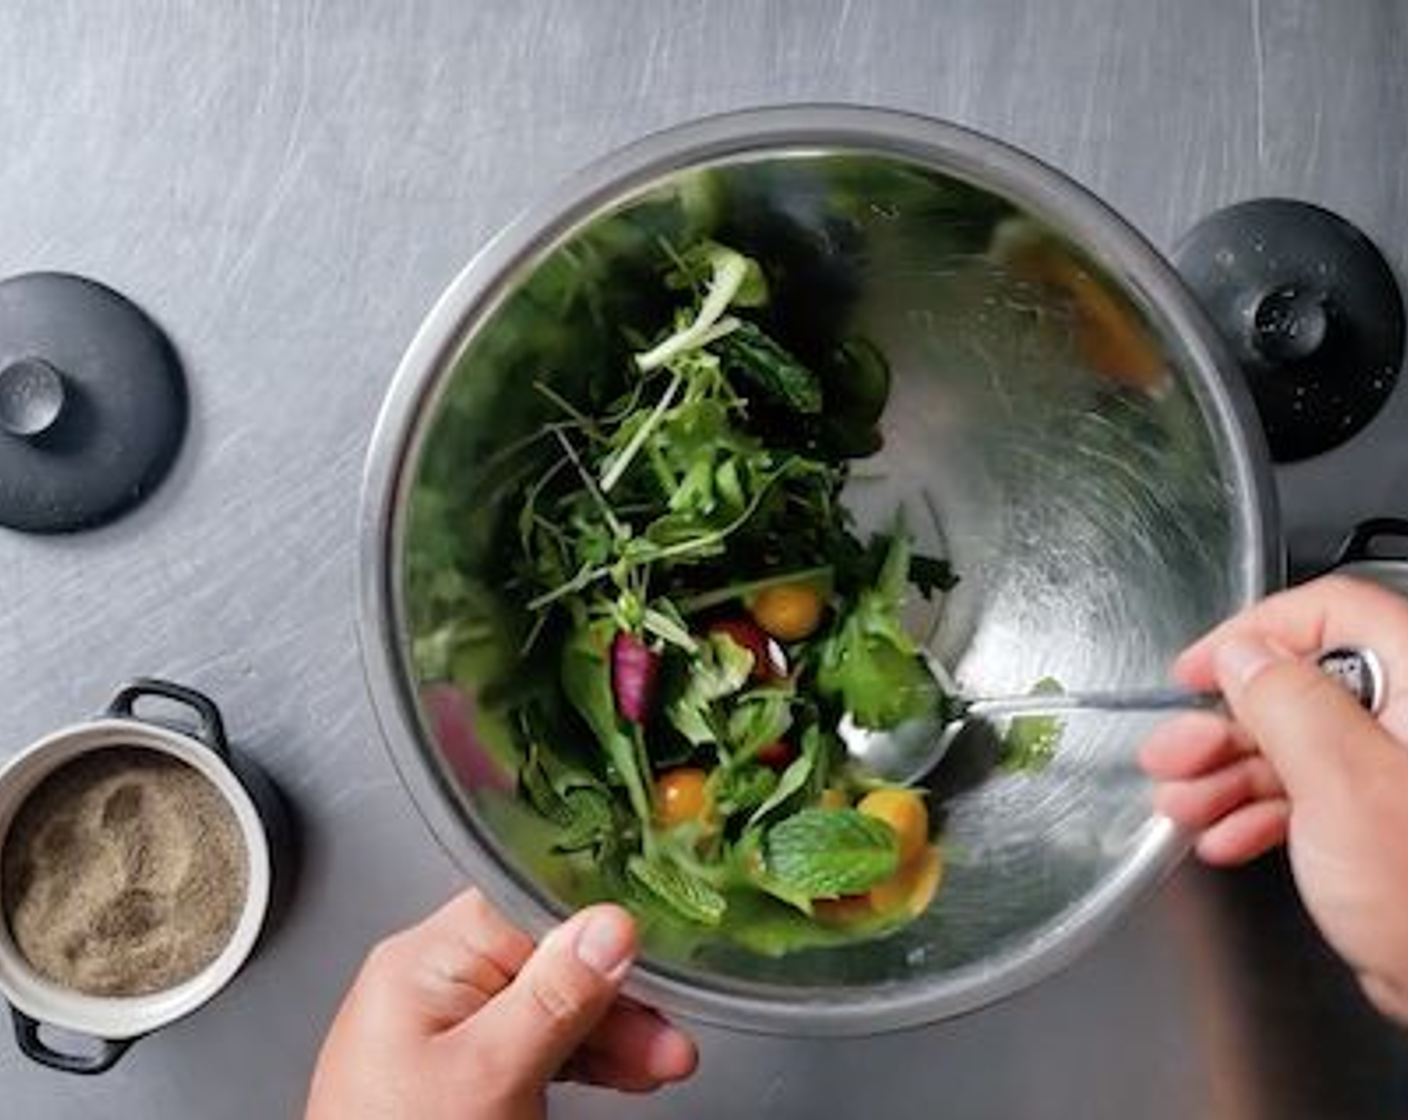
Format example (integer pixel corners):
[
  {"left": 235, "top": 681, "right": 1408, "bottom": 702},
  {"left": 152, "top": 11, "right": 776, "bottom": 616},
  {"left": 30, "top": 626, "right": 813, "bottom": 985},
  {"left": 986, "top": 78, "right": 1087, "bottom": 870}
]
[{"left": 359, "top": 106, "right": 1278, "bottom": 1035}]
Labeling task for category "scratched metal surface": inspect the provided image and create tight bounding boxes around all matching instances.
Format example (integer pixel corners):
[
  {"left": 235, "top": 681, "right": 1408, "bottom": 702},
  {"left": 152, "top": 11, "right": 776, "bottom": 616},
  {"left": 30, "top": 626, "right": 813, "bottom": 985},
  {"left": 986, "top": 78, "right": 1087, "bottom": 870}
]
[{"left": 0, "top": 2, "right": 1405, "bottom": 1117}]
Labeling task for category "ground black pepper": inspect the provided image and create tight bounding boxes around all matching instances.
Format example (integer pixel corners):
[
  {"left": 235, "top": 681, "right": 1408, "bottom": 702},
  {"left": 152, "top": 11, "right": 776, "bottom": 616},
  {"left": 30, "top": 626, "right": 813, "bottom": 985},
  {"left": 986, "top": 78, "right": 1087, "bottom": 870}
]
[{"left": 2, "top": 747, "right": 248, "bottom": 997}]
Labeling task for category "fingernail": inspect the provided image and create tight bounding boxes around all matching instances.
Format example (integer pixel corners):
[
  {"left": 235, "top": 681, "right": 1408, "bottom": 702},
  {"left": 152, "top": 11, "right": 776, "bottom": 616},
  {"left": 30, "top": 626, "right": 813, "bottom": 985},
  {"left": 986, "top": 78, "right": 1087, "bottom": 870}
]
[
  {"left": 649, "top": 1028, "right": 698, "bottom": 1080},
  {"left": 1214, "top": 636, "right": 1280, "bottom": 691},
  {"left": 575, "top": 907, "right": 635, "bottom": 979}
]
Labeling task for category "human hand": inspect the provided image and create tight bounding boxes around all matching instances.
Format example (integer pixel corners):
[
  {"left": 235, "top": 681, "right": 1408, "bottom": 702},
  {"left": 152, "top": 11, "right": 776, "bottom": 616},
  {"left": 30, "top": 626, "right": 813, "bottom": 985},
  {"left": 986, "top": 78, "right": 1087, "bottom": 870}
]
[
  {"left": 1139, "top": 576, "right": 1408, "bottom": 1022},
  {"left": 305, "top": 890, "right": 698, "bottom": 1120}
]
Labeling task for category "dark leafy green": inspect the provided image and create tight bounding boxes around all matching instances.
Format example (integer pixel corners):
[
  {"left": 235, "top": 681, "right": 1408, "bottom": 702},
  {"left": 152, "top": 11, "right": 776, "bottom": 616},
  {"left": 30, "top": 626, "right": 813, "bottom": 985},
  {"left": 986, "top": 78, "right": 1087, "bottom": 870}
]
[
  {"left": 411, "top": 221, "right": 966, "bottom": 952},
  {"left": 715, "top": 320, "right": 823, "bottom": 414},
  {"left": 908, "top": 554, "right": 959, "bottom": 600}
]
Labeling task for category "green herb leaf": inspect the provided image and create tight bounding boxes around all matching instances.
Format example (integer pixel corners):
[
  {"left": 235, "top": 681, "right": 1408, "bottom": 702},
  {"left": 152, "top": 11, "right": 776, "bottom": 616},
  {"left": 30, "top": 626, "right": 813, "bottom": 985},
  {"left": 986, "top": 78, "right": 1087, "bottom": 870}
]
[
  {"left": 709, "top": 765, "right": 778, "bottom": 819},
  {"left": 666, "top": 631, "right": 754, "bottom": 745},
  {"left": 641, "top": 603, "right": 698, "bottom": 652},
  {"left": 714, "top": 890, "right": 889, "bottom": 955},
  {"left": 816, "top": 525, "right": 947, "bottom": 729},
  {"left": 817, "top": 633, "right": 939, "bottom": 729},
  {"left": 665, "top": 240, "right": 769, "bottom": 308},
  {"left": 725, "top": 688, "right": 795, "bottom": 759},
  {"left": 553, "top": 787, "right": 617, "bottom": 854},
  {"left": 1001, "top": 677, "right": 1065, "bottom": 771},
  {"left": 519, "top": 747, "right": 568, "bottom": 824},
  {"left": 627, "top": 854, "right": 728, "bottom": 926},
  {"left": 764, "top": 808, "right": 900, "bottom": 898},
  {"left": 636, "top": 243, "right": 767, "bottom": 372},
  {"left": 518, "top": 734, "right": 622, "bottom": 856},
  {"left": 746, "top": 726, "right": 820, "bottom": 828}
]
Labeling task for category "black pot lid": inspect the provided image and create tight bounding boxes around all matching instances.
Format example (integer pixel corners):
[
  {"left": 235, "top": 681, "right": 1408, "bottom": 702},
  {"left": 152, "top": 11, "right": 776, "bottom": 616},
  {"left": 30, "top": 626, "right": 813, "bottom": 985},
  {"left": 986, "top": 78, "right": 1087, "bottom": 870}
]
[
  {"left": 0, "top": 273, "right": 186, "bottom": 532},
  {"left": 1174, "top": 199, "right": 1405, "bottom": 462}
]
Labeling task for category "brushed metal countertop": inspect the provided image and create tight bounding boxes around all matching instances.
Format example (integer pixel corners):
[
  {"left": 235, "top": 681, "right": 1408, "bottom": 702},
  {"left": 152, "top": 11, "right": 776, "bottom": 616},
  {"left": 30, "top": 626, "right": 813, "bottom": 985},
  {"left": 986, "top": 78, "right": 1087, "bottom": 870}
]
[{"left": 2, "top": 2, "right": 1406, "bottom": 1116}]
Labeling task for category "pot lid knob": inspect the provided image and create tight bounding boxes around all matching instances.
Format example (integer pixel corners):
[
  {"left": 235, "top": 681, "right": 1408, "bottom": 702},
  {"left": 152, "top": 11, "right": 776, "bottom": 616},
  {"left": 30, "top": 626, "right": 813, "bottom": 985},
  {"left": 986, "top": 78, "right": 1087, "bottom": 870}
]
[
  {"left": 0, "top": 273, "right": 186, "bottom": 532},
  {"left": 1174, "top": 199, "right": 1404, "bottom": 462},
  {"left": 0, "top": 357, "right": 67, "bottom": 439}
]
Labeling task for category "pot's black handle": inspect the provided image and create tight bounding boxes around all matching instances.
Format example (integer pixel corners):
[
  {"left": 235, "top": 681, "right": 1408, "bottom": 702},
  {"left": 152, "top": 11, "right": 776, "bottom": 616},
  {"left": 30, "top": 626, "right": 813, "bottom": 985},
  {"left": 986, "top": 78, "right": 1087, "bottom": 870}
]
[
  {"left": 106, "top": 678, "right": 230, "bottom": 762},
  {"left": 10, "top": 1007, "right": 135, "bottom": 1076},
  {"left": 1332, "top": 518, "right": 1408, "bottom": 567}
]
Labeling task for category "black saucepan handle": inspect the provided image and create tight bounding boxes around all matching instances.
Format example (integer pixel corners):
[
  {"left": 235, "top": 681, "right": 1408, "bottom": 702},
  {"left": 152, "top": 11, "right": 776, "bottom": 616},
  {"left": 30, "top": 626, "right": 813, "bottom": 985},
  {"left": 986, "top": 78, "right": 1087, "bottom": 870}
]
[
  {"left": 10, "top": 1007, "right": 136, "bottom": 1076},
  {"left": 105, "top": 677, "right": 230, "bottom": 762},
  {"left": 1332, "top": 518, "right": 1408, "bottom": 567}
]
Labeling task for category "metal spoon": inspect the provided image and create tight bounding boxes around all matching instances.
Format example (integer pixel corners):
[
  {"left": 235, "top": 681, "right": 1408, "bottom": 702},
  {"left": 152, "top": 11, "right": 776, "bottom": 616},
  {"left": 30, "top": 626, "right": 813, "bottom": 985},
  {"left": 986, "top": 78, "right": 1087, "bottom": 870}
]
[{"left": 840, "top": 646, "right": 1385, "bottom": 786}]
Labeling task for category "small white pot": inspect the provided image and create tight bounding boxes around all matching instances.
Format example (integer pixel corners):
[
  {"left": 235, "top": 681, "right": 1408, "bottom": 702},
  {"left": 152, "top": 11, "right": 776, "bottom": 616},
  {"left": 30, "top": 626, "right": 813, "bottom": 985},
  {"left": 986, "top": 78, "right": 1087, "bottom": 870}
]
[
  {"left": 1328, "top": 519, "right": 1408, "bottom": 598},
  {"left": 0, "top": 680, "right": 273, "bottom": 1074}
]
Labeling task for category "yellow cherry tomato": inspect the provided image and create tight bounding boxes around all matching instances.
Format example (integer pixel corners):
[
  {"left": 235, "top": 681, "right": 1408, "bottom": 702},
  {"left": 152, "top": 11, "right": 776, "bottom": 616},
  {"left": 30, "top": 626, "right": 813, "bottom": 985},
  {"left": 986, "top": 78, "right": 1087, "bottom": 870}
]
[
  {"left": 813, "top": 893, "right": 874, "bottom": 926},
  {"left": 868, "top": 845, "right": 944, "bottom": 918},
  {"left": 749, "top": 582, "right": 825, "bottom": 642},
  {"left": 819, "top": 787, "right": 850, "bottom": 811},
  {"left": 858, "top": 788, "right": 929, "bottom": 867},
  {"left": 1005, "top": 243, "right": 1166, "bottom": 393},
  {"left": 655, "top": 768, "right": 709, "bottom": 826}
]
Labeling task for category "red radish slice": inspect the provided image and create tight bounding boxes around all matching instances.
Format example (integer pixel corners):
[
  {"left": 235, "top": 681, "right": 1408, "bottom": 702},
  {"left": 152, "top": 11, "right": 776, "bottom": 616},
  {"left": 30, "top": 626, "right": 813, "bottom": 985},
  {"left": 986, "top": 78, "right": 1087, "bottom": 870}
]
[
  {"left": 756, "top": 740, "right": 797, "bottom": 770},
  {"left": 708, "top": 617, "right": 788, "bottom": 680},
  {"left": 611, "top": 631, "right": 661, "bottom": 724}
]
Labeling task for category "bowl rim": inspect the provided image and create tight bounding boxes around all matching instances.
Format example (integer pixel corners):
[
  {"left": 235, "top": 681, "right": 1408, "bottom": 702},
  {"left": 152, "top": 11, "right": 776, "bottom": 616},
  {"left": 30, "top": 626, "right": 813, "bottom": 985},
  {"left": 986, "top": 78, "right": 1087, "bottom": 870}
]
[
  {"left": 356, "top": 103, "right": 1281, "bottom": 1035},
  {"left": 0, "top": 719, "right": 272, "bottom": 1040}
]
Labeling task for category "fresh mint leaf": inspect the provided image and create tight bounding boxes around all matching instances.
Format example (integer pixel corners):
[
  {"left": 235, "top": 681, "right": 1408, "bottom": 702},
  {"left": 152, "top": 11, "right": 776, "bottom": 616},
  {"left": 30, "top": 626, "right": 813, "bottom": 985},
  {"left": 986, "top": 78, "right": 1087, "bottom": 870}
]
[
  {"left": 627, "top": 854, "right": 728, "bottom": 926},
  {"left": 732, "top": 827, "right": 816, "bottom": 914},
  {"left": 764, "top": 809, "right": 899, "bottom": 898}
]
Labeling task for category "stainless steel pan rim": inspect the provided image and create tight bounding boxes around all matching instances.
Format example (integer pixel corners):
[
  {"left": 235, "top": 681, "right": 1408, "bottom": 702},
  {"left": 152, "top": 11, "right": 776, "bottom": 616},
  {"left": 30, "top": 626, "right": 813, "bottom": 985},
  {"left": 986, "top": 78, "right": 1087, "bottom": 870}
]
[{"left": 357, "top": 104, "right": 1279, "bottom": 1036}]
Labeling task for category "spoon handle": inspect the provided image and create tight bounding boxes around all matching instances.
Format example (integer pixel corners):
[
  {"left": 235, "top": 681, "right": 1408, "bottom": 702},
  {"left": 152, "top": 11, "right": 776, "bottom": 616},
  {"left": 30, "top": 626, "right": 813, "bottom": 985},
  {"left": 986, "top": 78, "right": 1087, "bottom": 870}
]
[
  {"left": 965, "top": 688, "right": 1217, "bottom": 720},
  {"left": 964, "top": 646, "right": 1385, "bottom": 722}
]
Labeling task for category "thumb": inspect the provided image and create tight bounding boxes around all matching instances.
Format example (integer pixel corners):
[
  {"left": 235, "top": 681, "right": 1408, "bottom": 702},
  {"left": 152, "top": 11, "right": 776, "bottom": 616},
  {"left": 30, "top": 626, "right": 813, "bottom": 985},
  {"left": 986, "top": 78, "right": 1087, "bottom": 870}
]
[
  {"left": 457, "top": 904, "right": 637, "bottom": 1090},
  {"left": 1214, "top": 636, "right": 1400, "bottom": 802}
]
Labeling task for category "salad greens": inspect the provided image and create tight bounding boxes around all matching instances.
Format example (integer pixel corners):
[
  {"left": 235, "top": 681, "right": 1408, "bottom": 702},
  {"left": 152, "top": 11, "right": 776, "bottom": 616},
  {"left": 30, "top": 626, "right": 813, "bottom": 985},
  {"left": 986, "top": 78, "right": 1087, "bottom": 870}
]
[
  {"left": 1000, "top": 677, "right": 1067, "bottom": 771},
  {"left": 418, "top": 227, "right": 969, "bottom": 949}
]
